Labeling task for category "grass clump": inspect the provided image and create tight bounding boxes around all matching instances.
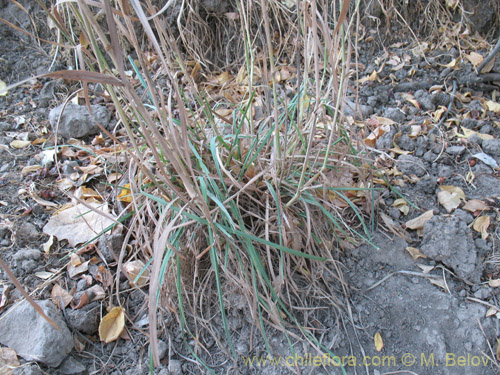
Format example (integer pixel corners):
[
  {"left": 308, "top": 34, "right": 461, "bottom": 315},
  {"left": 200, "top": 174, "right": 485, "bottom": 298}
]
[{"left": 45, "top": 0, "right": 376, "bottom": 371}]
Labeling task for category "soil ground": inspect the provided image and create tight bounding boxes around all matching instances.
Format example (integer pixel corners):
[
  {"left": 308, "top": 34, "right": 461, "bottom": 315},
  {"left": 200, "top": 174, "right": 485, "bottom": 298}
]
[{"left": 1, "top": 1, "right": 500, "bottom": 375}]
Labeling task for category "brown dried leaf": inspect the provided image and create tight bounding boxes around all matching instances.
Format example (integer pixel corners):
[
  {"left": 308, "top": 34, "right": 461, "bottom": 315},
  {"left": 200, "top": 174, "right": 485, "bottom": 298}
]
[
  {"left": 473, "top": 216, "right": 490, "bottom": 240},
  {"left": 99, "top": 306, "right": 125, "bottom": 344},
  {"left": 437, "top": 186, "right": 465, "bottom": 213},
  {"left": 123, "top": 260, "right": 150, "bottom": 288},
  {"left": 51, "top": 284, "right": 73, "bottom": 309},
  {"left": 67, "top": 260, "right": 89, "bottom": 279},
  {"left": 405, "top": 210, "right": 434, "bottom": 230},
  {"left": 463, "top": 199, "right": 489, "bottom": 212},
  {"left": 43, "top": 202, "right": 117, "bottom": 247},
  {"left": 406, "top": 247, "right": 427, "bottom": 260}
]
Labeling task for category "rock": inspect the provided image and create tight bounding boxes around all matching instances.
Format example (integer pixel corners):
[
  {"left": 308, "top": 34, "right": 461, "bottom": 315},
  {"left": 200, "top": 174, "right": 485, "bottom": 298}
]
[
  {"left": 375, "top": 129, "right": 396, "bottom": 150},
  {"left": 384, "top": 107, "right": 405, "bottom": 123},
  {"left": 97, "top": 233, "right": 124, "bottom": 263},
  {"left": 200, "top": 0, "right": 231, "bottom": 13},
  {"left": 48, "top": 103, "right": 111, "bottom": 139},
  {"left": 0, "top": 300, "right": 74, "bottom": 367},
  {"left": 15, "top": 222, "right": 39, "bottom": 246},
  {"left": 446, "top": 145, "right": 466, "bottom": 156},
  {"left": 65, "top": 303, "right": 99, "bottom": 335},
  {"left": 344, "top": 99, "right": 373, "bottom": 119},
  {"left": 482, "top": 139, "right": 500, "bottom": 157},
  {"left": 396, "top": 154, "right": 426, "bottom": 177},
  {"left": 12, "top": 248, "right": 42, "bottom": 274},
  {"left": 168, "top": 359, "right": 182, "bottom": 375},
  {"left": 414, "top": 89, "right": 435, "bottom": 111},
  {"left": 396, "top": 134, "right": 415, "bottom": 151},
  {"left": 58, "top": 357, "right": 86, "bottom": 375},
  {"left": 38, "top": 81, "right": 57, "bottom": 108},
  {"left": 421, "top": 215, "right": 481, "bottom": 283},
  {"left": 149, "top": 339, "right": 168, "bottom": 360},
  {"left": 13, "top": 365, "right": 43, "bottom": 375}
]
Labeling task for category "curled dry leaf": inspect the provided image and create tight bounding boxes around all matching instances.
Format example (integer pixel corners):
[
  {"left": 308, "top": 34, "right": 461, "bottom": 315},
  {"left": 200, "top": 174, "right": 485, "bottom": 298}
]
[
  {"left": 67, "top": 260, "right": 89, "bottom": 279},
  {"left": 486, "top": 307, "right": 499, "bottom": 317},
  {"left": 99, "top": 306, "right": 125, "bottom": 344},
  {"left": 437, "top": 185, "right": 465, "bottom": 213},
  {"left": 486, "top": 100, "right": 500, "bottom": 113},
  {"left": 51, "top": 284, "right": 73, "bottom": 309},
  {"left": 405, "top": 210, "right": 434, "bottom": 230},
  {"left": 488, "top": 278, "right": 500, "bottom": 288},
  {"left": 123, "top": 260, "right": 150, "bottom": 288},
  {"left": 473, "top": 216, "right": 490, "bottom": 240},
  {"left": 393, "top": 198, "right": 409, "bottom": 215},
  {"left": 466, "top": 52, "right": 483, "bottom": 67},
  {"left": 10, "top": 140, "right": 31, "bottom": 149},
  {"left": 462, "top": 199, "right": 489, "bottom": 213},
  {"left": 406, "top": 247, "right": 427, "bottom": 260}
]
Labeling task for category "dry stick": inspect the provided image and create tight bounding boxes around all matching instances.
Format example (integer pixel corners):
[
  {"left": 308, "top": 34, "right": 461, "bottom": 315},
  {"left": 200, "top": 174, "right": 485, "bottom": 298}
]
[
  {"left": 477, "top": 28, "right": 500, "bottom": 74},
  {"left": 0, "top": 256, "right": 60, "bottom": 330}
]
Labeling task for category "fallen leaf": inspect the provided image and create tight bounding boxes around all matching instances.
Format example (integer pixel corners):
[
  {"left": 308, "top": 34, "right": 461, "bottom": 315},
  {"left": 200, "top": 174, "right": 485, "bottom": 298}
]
[
  {"left": 123, "top": 260, "right": 150, "bottom": 288},
  {"left": 429, "top": 277, "right": 447, "bottom": 290},
  {"left": 43, "top": 202, "right": 117, "bottom": 247},
  {"left": 67, "top": 260, "right": 89, "bottom": 279},
  {"left": 446, "top": 0, "right": 459, "bottom": 9},
  {"left": 496, "top": 338, "right": 500, "bottom": 361},
  {"left": 117, "top": 184, "right": 132, "bottom": 203},
  {"left": 43, "top": 235, "right": 54, "bottom": 254},
  {"left": 21, "top": 165, "right": 43, "bottom": 176},
  {"left": 486, "top": 307, "right": 498, "bottom": 317},
  {"left": 10, "top": 140, "right": 31, "bottom": 149},
  {"left": 99, "top": 306, "right": 125, "bottom": 344},
  {"left": 473, "top": 216, "right": 490, "bottom": 240},
  {"left": 393, "top": 198, "right": 409, "bottom": 215},
  {"left": 466, "top": 52, "right": 484, "bottom": 67},
  {"left": 463, "top": 199, "right": 489, "bottom": 212},
  {"left": 51, "top": 284, "right": 73, "bottom": 309},
  {"left": 401, "top": 93, "right": 421, "bottom": 109},
  {"left": 486, "top": 100, "right": 500, "bottom": 113},
  {"left": 405, "top": 210, "right": 434, "bottom": 230},
  {"left": 406, "top": 247, "right": 427, "bottom": 260},
  {"left": 489, "top": 278, "right": 500, "bottom": 288},
  {"left": 34, "top": 271, "right": 54, "bottom": 280},
  {"left": 71, "top": 292, "right": 89, "bottom": 309},
  {"left": 0, "top": 79, "right": 8, "bottom": 96},
  {"left": 374, "top": 332, "right": 384, "bottom": 352},
  {"left": 417, "top": 264, "right": 434, "bottom": 273},
  {"left": 456, "top": 127, "right": 494, "bottom": 140},
  {"left": 437, "top": 185, "right": 465, "bottom": 213}
]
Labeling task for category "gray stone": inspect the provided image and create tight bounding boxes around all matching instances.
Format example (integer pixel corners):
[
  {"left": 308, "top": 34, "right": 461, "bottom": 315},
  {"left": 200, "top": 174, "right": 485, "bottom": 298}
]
[
  {"left": 0, "top": 300, "right": 74, "bottom": 367},
  {"left": 12, "top": 248, "right": 41, "bottom": 274},
  {"left": 149, "top": 339, "right": 168, "bottom": 361},
  {"left": 58, "top": 356, "right": 86, "bottom": 375},
  {"left": 446, "top": 145, "right": 466, "bottom": 156},
  {"left": 97, "top": 233, "right": 124, "bottom": 263},
  {"left": 344, "top": 99, "right": 373, "bottom": 119},
  {"left": 414, "top": 89, "right": 435, "bottom": 111},
  {"left": 13, "top": 364, "right": 43, "bottom": 375},
  {"left": 396, "top": 154, "right": 427, "bottom": 177},
  {"left": 168, "top": 359, "right": 182, "bottom": 375},
  {"left": 49, "top": 103, "right": 111, "bottom": 139},
  {"left": 384, "top": 107, "right": 406, "bottom": 123},
  {"left": 15, "top": 222, "right": 39, "bottom": 246},
  {"left": 65, "top": 302, "right": 99, "bottom": 335},
  {"left": 482, "top": 139, "right": 500, "bottom": 157},
  {"left": 396, "top": 134, "right": 415, "bottom": 151},
  {"left": 421, "top": 215, "right": 481, "bottom": 283}
]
